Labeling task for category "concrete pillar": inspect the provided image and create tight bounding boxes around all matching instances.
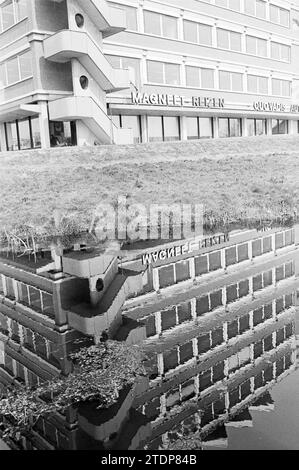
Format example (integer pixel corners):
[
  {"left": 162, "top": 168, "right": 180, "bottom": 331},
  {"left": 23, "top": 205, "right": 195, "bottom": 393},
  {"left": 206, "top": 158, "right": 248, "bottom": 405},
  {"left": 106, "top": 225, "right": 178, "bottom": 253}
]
[
  {"left": 140, "top": 115, "right": 148, "bottom": 143},
  {"left": 213, "top": 117, "right": 219, "bottom": 138},
  {"left": 180, "top": 116, "right": 188, "bottom": 141},
  {"left": 0, "top": 123, "right": 6, "bottom": 151},
  {"left": 266, "top": 118, "right": 272, "bottom": 136},
  {"left": 38, "top": 101, "right": 50, "bottom": 149},
  {"left": 242, "top": 117, "right": 248, "bottom": 137}
]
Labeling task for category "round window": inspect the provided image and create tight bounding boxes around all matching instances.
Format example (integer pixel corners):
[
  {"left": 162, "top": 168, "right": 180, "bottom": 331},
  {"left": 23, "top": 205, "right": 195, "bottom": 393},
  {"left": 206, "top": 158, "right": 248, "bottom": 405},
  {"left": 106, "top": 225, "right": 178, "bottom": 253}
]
[
  {"left": 79, "top": 75, "right": 89, "bottom": 90},
  {"left": 75, "top": 13, "right": 84, "bottom": 28},
  {"left": 96, "top": 278, "right": 104, "bottom": 293}
]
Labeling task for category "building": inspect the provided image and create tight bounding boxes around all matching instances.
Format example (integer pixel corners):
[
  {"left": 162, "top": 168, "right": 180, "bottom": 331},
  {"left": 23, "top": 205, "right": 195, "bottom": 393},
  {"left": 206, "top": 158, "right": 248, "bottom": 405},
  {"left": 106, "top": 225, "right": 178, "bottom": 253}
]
[
  {"left": 2, "top": 0, "right": 299, "bottom": 151},
  {"left": 1, "top": 222, "right": 299, "bottom": 448}
]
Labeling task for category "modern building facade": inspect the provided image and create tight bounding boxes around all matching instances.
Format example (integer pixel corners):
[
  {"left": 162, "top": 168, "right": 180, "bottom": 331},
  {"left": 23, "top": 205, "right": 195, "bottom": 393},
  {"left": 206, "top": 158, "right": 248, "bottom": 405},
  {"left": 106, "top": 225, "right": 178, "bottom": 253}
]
[{"left": 1, "top": 0, "right": 299, "bottom": 150}]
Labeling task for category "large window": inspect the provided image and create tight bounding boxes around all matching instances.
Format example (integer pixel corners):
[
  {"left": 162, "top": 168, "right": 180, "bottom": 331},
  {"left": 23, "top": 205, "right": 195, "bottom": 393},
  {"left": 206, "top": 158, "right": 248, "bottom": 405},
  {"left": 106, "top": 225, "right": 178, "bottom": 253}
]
[
  {"left": 217, "top": 28, "right": 241, "bottom": 52},
  {"left": 215, "top": 0, "right": 241, "bottom": 11},
  {"left": 247, "top": 75, "right": 268, "bottom": 94},
  {"left": 186, "top": 117, "right": 213, "bottom": 140},
  {"left": 270, "top": 4, "right": 290, "bottom": 27},
  {"left": 147, "top": 60, "right": 180, "bottom": 85},
  {"left": 247, "top": 119, "right": 267, "bottom": 136},
  {"left": 1, "top": 50, "right": 33, "bottom": 87},
  {"left": 219, "top": 118, "right": 242, "bottom": 138},
  {"left": 272, "top": 78, "right": 291, "bottom": 97},
  {"left": 272, "top": 119, "right": 288, "bottom": 135},
  {"left": 144, "top": 11, "right": 178, "bottom": 39},
  {"left": 271, "top": 42, "right": 290, "bottom": 62},
  {"left": 105, "top": 55, "right": 141, "bottom": 87},
  {"left": 109, "top": 3, "right": 138, "bottom": 31},
  {"left": 183, "top": 20, "right": 212, "bottom": 46},
  {"left": 0, "top": 0, "right": 27, "bottom": 32},
  {"left": 186, "top": 66, "right": 214, "bottom": 89},
  {"left": 148, "top": 116, "right": 180, "bottom": 143},
  {"left": 244, "top": 0, "right": 266, "bottom": 19},
  {"left": 118, "top": 115, "right": 142, "bottom": 144},
  {"left": 246, "top": 36, "right": 267, "bottom": 57},
  {"left": 219, "top": 70, "right": 243, "bottom": 92}
]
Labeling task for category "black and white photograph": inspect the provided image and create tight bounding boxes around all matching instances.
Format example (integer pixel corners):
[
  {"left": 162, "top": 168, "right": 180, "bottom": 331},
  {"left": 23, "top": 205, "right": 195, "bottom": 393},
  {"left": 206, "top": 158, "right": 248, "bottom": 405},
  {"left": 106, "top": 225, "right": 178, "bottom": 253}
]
[{"left": 0, "top": 0, "right": 299, "bottom": 456}]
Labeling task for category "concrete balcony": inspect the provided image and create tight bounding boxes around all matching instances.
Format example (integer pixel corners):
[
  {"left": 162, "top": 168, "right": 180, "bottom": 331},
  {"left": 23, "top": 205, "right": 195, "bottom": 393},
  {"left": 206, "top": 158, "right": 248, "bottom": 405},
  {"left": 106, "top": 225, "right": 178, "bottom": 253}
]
[
  {"left": 44, "top": 30, "right": 130, "bottom": 92},
  {"left": 76, "top": 0, "right": 127, "bottom": 38}
]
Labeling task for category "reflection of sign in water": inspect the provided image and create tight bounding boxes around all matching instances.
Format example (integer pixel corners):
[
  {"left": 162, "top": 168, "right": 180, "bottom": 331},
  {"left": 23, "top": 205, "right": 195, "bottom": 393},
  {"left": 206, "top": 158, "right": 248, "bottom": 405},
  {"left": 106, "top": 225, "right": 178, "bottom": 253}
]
[
  {"left": 142, "top": 233, "right": 229, "bottom": 265},
  {"left": 132, "top": 92, "right": 225, "bottom": 109}
]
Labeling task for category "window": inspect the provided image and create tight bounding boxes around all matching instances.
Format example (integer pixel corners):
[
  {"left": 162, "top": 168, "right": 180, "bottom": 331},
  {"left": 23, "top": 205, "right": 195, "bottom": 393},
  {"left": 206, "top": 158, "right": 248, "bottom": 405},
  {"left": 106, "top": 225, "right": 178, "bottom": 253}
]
[
  {"left": 217, "top": 28, "right": 241, "bottom": 52},
  {"left": 219, "top": 71, "right": 243, "bottom": 91},
  {"left": 246, "top": 36, "right": 267, "bottom": 57},
  {"left": 144, "top": 11, "right": 178, "bottom": 39},
  {"left": 271, "top": 42, "right": 290, "bottom": 62},
  {"left": 244, "top": 0, "right": 266, "bottom": 19},
  {"left": 247, "top": 119, "right": 267, "bottom": 136},
  {"left": 186, "top": 66, "right": 214, "bottom": 89},
  {"left": 183, "top": 20, "right": 212, "bottom": 46},
  {"left": 1, "top": 50, "right": 33, "bottom": 87},
  {"left": 148, "top": 116, "right": 181, "bottom": 143},
  {"left": 0, "top": 0, "right": 27, "bottom": 33},
  {"left": 247, "top": 75, "right": 268, "bottom": 94},
  {"left": 121, "top": 115, "right": 142, "bottom": 144},
  {"left": 219, "top": 118, "right": 242, "bottom": 138},
  {"left": 18, "top": 119, "right": 31, "bottom": 150},
  {"left": 106, "top": 55, "right": 141, "bottom": 87},
  {"left": 272, "top": 119, "right": 288, "bottom": 135},
  {"left": 272, "top": 78, "right": 291, "bottom": 97},
  {"left": 215, "top": 0, "right": 241, "bottom": 11},
  {"left": 270, "top": 4, "right": 290, "bottom": 27},
  {"left": 110, "top": 3, "right": 138, "bottom": 31},
  {"left": 147, "top": 60, "right": 180, "bottom": 85}
]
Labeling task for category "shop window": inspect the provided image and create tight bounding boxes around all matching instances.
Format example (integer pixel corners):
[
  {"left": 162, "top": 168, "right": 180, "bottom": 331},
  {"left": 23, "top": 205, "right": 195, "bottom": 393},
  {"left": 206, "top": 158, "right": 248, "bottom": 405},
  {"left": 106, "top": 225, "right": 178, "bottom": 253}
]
[
  {"left": 148, "top": 116, "right": 163, "bottom": 142},
  {"left": 163, "top": 117, "right": 180, "bottom": 142},
  {"left": 195, "top": 255, "right": 208, "bottom": 276},
  {"left": 219, "top": 118, "right": 241, "bottom": 138},
  {"left": 30, "top": 117, "right": 41, "bottom": 148},
  {"left": 209, "top": 251, "right": 222, "bottom": 271},
  {"left": 158, "top": 265, "right": 175, "bottom": 289},
  {"left": 225, "top": 246, "right": 237, "bottom": 266},
  {"left": 18, "top": 119, "right": 31, "bottom": 150},
  {"left": 252, "top": 239, "right": 262, "bottom": 258},
  {"left": 237, "top": 243, "right": 249, "bottom": 262},
  {"left": 121, "top": 115, "right": 142, "bottom": 144},
  {"left": 49, "top": 121, "right": 77, "bottom": 147},
  {"left": 199, "top": 118, "right": 213, "bottom": 138}
]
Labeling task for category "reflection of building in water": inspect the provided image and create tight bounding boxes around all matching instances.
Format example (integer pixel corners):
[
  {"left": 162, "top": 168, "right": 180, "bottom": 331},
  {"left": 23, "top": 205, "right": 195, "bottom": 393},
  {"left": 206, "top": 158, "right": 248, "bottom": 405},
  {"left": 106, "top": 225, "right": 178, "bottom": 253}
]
[{"left": 0, "top": 225, "right": 299, "bottom": 449}]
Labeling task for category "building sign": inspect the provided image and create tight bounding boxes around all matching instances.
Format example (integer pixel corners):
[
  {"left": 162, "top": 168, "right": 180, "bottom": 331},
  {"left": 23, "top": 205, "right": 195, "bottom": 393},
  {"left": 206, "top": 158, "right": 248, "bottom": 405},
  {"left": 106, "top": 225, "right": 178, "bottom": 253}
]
[
  {"left": 142, "top": 233, "right": 229, "bottom": 265},
  {"left": 132, "top": 92, "right": 225, "bottom": 109},
  {"left": 253, "top": 101, "right": 299, "bottom": 113}
]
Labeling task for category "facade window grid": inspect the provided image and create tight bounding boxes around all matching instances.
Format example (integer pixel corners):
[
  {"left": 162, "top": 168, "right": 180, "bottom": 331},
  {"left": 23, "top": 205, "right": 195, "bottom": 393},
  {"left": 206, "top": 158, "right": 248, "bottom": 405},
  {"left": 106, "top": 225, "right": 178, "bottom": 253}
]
[{"left": 0, "top": 0, "right": 27, "bottom": 34}]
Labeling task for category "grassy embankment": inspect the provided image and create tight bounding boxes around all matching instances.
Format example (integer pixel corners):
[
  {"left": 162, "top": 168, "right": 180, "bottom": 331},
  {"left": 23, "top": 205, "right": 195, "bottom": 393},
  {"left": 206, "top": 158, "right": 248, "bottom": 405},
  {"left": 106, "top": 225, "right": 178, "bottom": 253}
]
[{"left": 1, "top": 135, "right": 299, "bottom": 246}]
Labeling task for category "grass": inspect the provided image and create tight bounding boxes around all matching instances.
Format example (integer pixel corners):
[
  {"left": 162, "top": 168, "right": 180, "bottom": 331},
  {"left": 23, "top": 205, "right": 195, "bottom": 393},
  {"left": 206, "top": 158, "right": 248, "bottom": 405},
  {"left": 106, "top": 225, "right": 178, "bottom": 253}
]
[{"left": 1, "top": 135, "right": 299, "bottom": 245}]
